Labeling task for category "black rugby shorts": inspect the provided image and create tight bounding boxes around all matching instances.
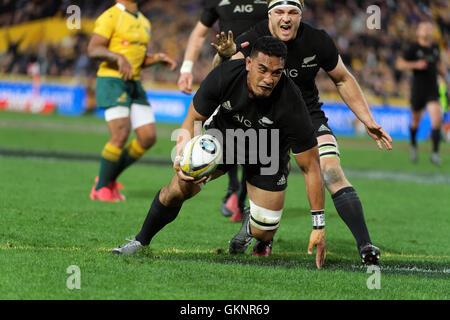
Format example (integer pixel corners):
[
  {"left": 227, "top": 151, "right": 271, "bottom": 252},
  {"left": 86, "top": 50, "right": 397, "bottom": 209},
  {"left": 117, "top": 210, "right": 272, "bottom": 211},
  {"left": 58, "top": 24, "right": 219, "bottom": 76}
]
[
  {"left": 410, "top": 86, "right": 439, "bottom": 111},
  {"left": 215, "top": 153, "right": 290, "bottom": 192},
  {"left": 309, "top": 108, "right": 335, "bottom": 138}
]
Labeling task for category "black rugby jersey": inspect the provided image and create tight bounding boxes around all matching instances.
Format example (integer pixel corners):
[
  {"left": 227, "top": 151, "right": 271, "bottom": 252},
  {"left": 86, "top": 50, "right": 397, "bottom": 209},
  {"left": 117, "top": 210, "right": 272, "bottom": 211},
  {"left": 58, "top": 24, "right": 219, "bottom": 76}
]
[
  {"left": 193, "top": 59, "right": 317, "bottom": 160},
  {"left": 236, "top": 20, "right": 340, "bottom": 112},
  {"left": 200, "top": 0, "right": 268, "bottom": 37},
  {"left": 403, "top": 42, "right": 440, "bottom": 90}
]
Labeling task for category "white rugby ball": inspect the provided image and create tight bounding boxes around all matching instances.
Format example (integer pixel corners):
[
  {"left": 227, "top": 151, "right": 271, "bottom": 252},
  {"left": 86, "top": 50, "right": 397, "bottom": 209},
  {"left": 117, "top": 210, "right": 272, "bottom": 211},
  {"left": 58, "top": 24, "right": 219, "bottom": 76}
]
[{"left": 179, "top": 134, "right": 222, "bottom": 179}]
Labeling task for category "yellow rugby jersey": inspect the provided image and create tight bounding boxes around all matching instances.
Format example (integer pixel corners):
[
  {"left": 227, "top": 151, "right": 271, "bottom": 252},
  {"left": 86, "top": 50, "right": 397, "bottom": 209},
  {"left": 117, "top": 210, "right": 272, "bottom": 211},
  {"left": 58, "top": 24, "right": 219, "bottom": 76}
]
[{"left": 93, "top": 3, "right": 151, "bottom": 80}]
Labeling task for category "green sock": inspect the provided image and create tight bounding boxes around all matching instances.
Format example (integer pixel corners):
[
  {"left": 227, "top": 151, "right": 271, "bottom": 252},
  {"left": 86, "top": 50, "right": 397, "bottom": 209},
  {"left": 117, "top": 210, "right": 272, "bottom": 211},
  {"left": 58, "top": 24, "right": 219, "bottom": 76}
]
[
  {"left": 96, "top": 142, "right": 123, "bottom": 190},
  {"left": 111, "top": 138, "right": 147, "bottom": 181}
]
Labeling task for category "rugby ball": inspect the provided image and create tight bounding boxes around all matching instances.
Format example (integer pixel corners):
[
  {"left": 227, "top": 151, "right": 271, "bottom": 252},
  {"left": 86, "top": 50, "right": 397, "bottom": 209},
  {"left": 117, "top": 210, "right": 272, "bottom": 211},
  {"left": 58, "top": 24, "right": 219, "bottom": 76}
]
[{"left": 179, "top": 134, "right": 222, "bottom": 179}]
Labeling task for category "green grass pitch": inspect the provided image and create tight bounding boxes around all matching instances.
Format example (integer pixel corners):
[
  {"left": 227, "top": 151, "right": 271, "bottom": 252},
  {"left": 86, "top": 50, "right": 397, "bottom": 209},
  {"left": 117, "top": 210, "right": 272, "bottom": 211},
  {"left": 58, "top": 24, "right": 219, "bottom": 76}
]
[{"left": 0, "top": 111, "right": 449, "bottom": 300}]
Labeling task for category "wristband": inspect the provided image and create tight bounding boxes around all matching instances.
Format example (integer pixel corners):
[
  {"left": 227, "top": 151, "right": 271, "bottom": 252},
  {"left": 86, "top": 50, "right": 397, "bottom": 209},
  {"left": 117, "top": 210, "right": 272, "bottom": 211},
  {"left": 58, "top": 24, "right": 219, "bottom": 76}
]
[
  {"left": 311, "top": 210, "right": 325, "bottom": 229},
  {"left": 180, "top": 60, "right": 193, "bottom": 74}
]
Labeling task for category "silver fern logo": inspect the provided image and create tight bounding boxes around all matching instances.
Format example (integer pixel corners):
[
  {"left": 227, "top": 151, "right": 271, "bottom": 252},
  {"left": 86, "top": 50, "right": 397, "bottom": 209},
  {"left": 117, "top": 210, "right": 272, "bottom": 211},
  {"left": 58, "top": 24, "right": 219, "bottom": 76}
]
[{"left": 258, "top": 116, "right": 274, "bottom": 127}]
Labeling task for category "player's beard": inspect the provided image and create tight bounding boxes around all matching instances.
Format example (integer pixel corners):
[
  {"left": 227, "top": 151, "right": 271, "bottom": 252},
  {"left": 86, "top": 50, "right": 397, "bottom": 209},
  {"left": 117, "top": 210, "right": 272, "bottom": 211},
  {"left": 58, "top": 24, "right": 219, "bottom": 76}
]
[{"left": 249, "top": 87, "right": 273, "bottom": 99}]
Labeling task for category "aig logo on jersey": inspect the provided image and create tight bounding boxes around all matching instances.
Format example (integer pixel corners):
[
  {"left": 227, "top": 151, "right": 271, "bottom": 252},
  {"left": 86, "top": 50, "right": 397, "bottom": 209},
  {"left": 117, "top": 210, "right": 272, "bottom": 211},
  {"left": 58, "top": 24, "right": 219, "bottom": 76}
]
[
  {"left": 234, "top": 4, "right": 253, "bottom": 13},
  {"left": 219, "top": 0, "right": 258, "bottom": 13}
]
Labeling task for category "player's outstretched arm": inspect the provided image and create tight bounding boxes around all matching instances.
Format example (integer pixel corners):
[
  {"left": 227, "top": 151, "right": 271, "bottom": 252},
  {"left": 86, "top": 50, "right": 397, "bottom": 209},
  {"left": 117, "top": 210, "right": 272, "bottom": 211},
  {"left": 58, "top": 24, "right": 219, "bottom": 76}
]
[
  {"left": 395, "top": 56, "right": 428, "bottom": 71},
  {"left": 173, "top": 101, "right": 209, "bottom": 184},
  {"left": 177, "top": 21, "right": 210, "bottom": 94},
  {"left": 294, "top": 147, "right": 326, "bottom": 269},
  {"left": 143, "top": 52, "right": 177, "bottom": 70},
  {"left": 88, "top": 34, "right": 133, "bottom": 80},
  {"left": 327, "top": 56, "right": 392, "bottom": 150},
  {"left": 211, "top": 31, "right": 247, "bottom": 68}
]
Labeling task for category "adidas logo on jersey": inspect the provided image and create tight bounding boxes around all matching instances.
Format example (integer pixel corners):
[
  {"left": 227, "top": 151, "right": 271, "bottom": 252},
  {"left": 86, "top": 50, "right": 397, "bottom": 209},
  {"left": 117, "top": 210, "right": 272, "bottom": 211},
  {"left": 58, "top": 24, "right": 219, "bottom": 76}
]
[
  {"left": 277, "top": 175, "right": 286, "bottom": 186},
  {"left": 318, "top": 124, "right": 330, "bottom": 133},
  {"left": 221, "top": 100, "right": 232, "bottom": 110}
]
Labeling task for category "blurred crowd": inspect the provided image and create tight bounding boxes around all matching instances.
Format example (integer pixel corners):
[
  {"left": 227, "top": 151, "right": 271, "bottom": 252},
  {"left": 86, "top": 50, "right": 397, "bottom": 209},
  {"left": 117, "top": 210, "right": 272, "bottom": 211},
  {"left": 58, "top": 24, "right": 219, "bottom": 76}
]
[{"left": 0, "top": 0, "right": 449, "bottom": 103}]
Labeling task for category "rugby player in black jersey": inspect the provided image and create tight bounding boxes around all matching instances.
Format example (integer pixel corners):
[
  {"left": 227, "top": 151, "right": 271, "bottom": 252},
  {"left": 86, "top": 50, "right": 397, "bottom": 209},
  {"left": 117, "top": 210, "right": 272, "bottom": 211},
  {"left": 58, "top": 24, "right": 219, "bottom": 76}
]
[
  {"left": 112, "top": 36, "right": 327, "bottom": 269},
  {"left": 212, "top": 0, "right": 392, "bottom": 264},
  {"left": 178, "top": 0, "right": 269, "bottom": 223},
  {"left": 396, "top": 21, "right": 448, "bottom": 166}
]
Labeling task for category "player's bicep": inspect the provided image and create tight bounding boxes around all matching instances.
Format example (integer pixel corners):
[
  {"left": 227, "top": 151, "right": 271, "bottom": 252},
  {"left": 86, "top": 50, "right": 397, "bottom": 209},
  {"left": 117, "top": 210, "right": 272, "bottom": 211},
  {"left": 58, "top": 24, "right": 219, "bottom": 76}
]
[
  {"left": 186, "top": 101, "right": 209, "bottom": 123},
  {"left": 88, "top": 33, "right": 110, "bottom": 52},
  {"left": 327, "top": 55, "right": 351, "bottom": 85}
]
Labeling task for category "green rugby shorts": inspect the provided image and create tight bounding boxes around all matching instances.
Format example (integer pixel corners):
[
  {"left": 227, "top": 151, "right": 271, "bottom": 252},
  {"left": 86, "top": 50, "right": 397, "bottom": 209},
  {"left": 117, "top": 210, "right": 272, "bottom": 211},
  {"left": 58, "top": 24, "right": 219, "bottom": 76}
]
[{"left": 96, "top": 77, "right": 150, "bottom": 108}]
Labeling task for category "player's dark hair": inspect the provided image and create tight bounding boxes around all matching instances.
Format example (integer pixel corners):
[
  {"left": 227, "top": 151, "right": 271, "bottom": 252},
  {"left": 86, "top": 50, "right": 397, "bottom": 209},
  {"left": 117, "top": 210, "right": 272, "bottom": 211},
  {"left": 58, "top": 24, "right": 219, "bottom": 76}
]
[{"left": 250, "top": 36, "right": 288, "bottom": 61}]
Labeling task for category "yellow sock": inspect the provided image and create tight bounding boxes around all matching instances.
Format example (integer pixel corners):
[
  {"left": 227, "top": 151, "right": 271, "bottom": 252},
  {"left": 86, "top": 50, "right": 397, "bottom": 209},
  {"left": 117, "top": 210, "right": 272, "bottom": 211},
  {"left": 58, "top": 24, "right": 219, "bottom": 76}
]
[
  {"left": 127, "top": 139, "right": 147, "bottom": 160},
  {"left": 101, "top": 142, "right": 122, "bottom": 162}
]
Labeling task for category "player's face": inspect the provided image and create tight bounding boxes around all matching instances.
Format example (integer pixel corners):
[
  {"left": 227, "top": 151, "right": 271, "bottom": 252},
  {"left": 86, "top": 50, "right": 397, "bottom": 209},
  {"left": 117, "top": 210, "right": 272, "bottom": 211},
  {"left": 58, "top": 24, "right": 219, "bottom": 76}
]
[
  {"left": 416, "top": 22, "right": 433, "bottom": 42},
  {"left": 245, "top": 52, "right": 285, "bottom": 99},
  {"left": 269, "top": 7, "right": 302, "bottom": 42}
]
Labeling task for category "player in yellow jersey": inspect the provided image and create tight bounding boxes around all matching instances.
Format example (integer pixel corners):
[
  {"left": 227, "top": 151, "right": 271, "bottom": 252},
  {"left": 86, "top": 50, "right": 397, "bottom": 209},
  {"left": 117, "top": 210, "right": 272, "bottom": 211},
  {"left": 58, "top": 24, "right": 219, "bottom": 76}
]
[{"left": 88, "top": 0, "right": 177, "bottom": 202}]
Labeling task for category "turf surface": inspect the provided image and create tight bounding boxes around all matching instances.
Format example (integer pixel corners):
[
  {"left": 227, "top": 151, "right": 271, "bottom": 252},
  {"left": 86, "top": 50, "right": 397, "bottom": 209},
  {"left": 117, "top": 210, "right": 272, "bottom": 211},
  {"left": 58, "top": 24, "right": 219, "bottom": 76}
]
[{"left": 0, "top": 111, "right": 449, "bottom": 301}]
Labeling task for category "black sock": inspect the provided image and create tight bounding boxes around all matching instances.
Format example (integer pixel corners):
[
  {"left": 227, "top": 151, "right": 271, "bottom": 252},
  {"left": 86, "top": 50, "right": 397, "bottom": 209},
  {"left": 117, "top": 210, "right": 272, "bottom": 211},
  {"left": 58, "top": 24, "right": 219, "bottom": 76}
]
[
  {"left": 227, "top": 165, "right": 240, "bottom": 192},
  {"left": 237, "top": 169, "right": 247, "bottom": 208},
  {"left": 331, "top": 186, "right": 371, "bottom": 250},
  {"left": 410, "top": 127, "right": 418, "bottom": 147},
  {"left": 135, "top": 190, "right": 181, "bottom": 246},
  {"left": 431, "top": 129, "right": 441, "bottom": 153}
]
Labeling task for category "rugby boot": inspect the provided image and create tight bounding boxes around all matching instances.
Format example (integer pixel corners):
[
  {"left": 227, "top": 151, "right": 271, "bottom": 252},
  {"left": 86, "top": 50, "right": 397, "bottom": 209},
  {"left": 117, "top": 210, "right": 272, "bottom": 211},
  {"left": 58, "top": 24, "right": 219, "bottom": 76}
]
[
  {"left": 410, "top": 146, "right": 418, "bottom": 163},
  {"left": 229, "top": 207, "right": 253, "bottom": 254},
  {"left": 111, "top": 237, "right": 143, "bottom": 255},
  {"left": 430, "top": 152, "right": 442, "bottom": 167},
  {"left": 109, "top": 180, "right": 126, "bottom": 201},
  {"left": 90, "top": 186, "right": 119, "bottom": 202},
  {"left": 229, "top": 201, "right": 243, "bottom": 223},
  {"left": 221, "top": 190, "right": 237, "bottom": 217},
  {"left": 91, "top": 176, "right": 124, "bottom": 201},
  {"left": 359, "top": 243, "right": 380, "bottom": 265},
  {"left": 251, "top": 240, "right": 273, "bottom": 257}
]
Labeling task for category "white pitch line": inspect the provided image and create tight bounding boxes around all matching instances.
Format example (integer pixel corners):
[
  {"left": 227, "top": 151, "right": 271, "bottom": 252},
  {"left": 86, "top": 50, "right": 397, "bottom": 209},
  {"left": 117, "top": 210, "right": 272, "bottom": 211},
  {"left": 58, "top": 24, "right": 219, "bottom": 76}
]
[
  {"left": 1, "top": 245, "right": 449, "bottom": 275},
  {"left": 344, "top": 168, "right": 450, "bottom": 184},
  {"left": 352, "top": 265, "right": 450, "bottom": 274}
]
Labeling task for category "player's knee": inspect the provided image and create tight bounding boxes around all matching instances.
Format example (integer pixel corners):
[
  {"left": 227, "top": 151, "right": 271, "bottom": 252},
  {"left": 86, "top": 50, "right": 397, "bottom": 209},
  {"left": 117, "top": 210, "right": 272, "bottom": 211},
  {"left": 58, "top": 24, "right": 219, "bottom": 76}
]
[
  {"left": 248, "top": 200, "right": 282, "bottom": 235},
  {"left": 160, "top": 184, "right": 192, "bottom": 207},
  {"left": 137, "top": 132, "right": 157, "bottom": 150},
  {"left": 251, "top": 227, "right": 276, "bottom": 242},
  {"left": 110, "top": 128, "right": 130, "bottom": 148},
  {"left": 162, "top": 177, "right": 202, "bottom": 207},
  {"left": 321, "top": 162, "right": 345, "bottom": 188}
]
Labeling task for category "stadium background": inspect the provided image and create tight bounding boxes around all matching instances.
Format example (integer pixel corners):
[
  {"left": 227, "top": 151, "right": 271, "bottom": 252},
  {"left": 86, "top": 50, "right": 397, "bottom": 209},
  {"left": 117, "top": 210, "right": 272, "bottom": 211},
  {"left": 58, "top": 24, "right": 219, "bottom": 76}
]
[{"left": 0, "top": 0, "right": 449, "bottom": 140}]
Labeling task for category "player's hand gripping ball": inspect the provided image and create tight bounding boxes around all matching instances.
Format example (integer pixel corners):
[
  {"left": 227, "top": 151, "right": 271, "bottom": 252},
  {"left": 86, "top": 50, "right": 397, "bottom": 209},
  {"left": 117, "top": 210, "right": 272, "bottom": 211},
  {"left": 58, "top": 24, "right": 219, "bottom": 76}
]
[{"left": 179, "top": 134, "right": 222, "bottom": 179}]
